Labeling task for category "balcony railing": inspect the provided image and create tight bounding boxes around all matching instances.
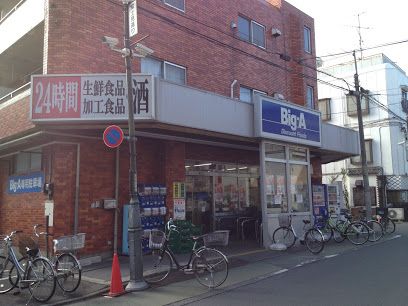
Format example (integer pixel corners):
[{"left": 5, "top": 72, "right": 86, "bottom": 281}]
[
  {"left": 0, "top": 82, "right": 31, "bottom": 105},
  {"left": 0, "top": 0, "right": 26, "bottom": 25}
]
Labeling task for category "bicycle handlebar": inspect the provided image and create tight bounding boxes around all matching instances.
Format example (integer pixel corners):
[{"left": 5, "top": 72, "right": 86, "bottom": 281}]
[
  {"left": 33, "top": 224, "right": 52, "bottom": 237},
  {"left": 3, "top": 230, "right": 23, "bottom": 241},
  {"left": 165, "top": 218, "right": 178, "bottom": 233}
]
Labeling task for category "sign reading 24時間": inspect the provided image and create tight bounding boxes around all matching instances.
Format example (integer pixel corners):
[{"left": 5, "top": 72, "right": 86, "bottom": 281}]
[
  {"left": 255, "top": 97, "right": 321, "bottom": 147},
  {"left": 31, "top": 74, "right": 155, "bottom": 121}
]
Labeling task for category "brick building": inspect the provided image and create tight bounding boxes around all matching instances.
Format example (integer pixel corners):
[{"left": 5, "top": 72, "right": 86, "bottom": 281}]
[{"left": 0, "top": 0, "right": 358, "bottom": 259}]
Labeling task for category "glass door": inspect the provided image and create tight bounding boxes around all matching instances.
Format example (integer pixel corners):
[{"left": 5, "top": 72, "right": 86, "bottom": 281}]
[{"left": 185, "top": 176, "right": 213, "bottom": 233}]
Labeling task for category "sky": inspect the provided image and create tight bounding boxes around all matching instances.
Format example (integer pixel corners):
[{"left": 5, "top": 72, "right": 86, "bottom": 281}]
[{"left": 286, "top": 0, "right": 408, "bottom": 72}]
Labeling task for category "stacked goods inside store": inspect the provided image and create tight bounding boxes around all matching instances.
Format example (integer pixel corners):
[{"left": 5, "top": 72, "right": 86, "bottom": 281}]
[{"left": 168, "top": 220, "right": 202, "bottom": 253}]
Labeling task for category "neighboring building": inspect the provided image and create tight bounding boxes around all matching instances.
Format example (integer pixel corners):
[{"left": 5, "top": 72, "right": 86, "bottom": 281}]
[
  {"left": 318, "top": 53, "right": 408, "bottom": 219},
  {"left": 0, "top": 0, "right": 358, "bottom": 259}
]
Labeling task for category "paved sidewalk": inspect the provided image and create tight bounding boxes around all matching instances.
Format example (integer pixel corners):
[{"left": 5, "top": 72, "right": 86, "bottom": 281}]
[{"left": 57, "top": 222, "right": 407, "bottom": 306}]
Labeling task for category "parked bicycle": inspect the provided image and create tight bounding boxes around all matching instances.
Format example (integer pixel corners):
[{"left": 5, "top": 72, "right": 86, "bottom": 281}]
[
  {"left": 330, "top": 213, "right": 370, "bottom": 245},
  {"left": 377, "top": 205, "right": 396, "bottom": 234},
  {"left": 355, "top": 210, "right": 384, "bottom": 242},
  {"left": 272, "top": 214, "right": 325, "bottom": 254},
  {"left": 0, "top": 230, "right": 56, "bottom": 303},
  {"left": 143, "top": 219, "right": 229, "bottom": 288},
  {"left": 33, "top": 224, "right": 83, "bottom": 293}
]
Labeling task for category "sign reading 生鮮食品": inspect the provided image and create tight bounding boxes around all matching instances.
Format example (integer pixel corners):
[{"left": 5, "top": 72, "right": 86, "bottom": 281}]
[{"left": 30, "top": 74, "right": 155, "bottom": 122}]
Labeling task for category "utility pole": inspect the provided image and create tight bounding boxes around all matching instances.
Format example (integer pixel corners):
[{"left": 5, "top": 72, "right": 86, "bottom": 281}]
[
  {"left": 123, "top": 0, "right": 148, "bottom": 292},
  {"left": 352, "top": 50, "right": 372, "bottom": 221}
]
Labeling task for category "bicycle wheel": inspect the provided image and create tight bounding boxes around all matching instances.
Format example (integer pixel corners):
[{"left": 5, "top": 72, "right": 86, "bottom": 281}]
[
  {"left": 9, "top": 256, "right": 28, "bottom": 288},
  {"left": 304, "top": 228, "right": 325, "bottom": 254},
  {"left": 192, "top": 248, "right": 228, "bottom": 288},
  {"left": 27, "top": 257, "right": 56, "bottom": 303},
  {"left": 333, "top": 220, "right": 346, "bottom": 243},
  {"left": 143, "top": 250, "right": 172, "bottom": 284},
  {"left": 345, "top": 222, "right": 369, "bottom": 245},
  {"left": 0, "top": 256, "right": 18, "bottom": 294},
  {"left": 316, "top": 221, "right": 333, "bottom": 242},
  {"left": 55, "top": 253, "right": 81, "bottom": 292},
  {"left": 382, "top": 217, "right": 396, "bottom": 234},
  {"left": 272, "top": 227, "right": 296, "bottom": 249},
  {"left": 366, "top": 220, "right": 383, "bottom": 242}
]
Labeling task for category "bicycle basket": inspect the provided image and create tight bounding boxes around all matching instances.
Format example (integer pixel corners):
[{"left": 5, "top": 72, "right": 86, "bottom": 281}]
[
  {"left": 149, "top": 230, "right": 165, "bottom": 249},
  {"left": 17, "top": 235, "right": 38, "bottom": 256},
  {"left": 203, "top": 230, "right": 229, "bottom": 247},
  {"left": 278, "top": 214, "right": 291, "bottom": 227},
  {"left": 54, "top": 233, "right": 86, "bottom": 251}
]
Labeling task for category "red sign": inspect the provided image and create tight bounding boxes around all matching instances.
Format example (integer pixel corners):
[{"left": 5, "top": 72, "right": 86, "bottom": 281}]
[{"left": 103, "top": 125, "right": 124, "bottom": 148}]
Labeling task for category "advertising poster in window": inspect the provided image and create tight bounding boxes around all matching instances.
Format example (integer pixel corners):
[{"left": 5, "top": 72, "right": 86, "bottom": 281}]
[{"left": 173, "top": 199, "right": 186, "bottom": 220}]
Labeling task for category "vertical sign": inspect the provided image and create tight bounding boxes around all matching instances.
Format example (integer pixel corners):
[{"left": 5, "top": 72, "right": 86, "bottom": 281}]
[
  {"left": 129, "top": 0, "right": 138, "bottom": 38},
  {"left": 173, "top": 182, "right": 186, "bottom": 220}
]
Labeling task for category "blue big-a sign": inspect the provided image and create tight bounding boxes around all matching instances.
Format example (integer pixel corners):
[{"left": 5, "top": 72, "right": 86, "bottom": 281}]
[{"left": 254, "top": 97, "right": 321, "bottom": 147}]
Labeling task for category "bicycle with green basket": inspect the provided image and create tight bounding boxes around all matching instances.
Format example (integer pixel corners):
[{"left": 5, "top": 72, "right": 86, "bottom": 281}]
[{"left": 144, "top": 219, "right": 229, "bottom": 288}]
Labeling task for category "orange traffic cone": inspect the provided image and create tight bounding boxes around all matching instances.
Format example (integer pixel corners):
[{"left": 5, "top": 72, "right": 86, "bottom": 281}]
[{"left": 108, "top": 253, "right": 125, "bottom": 297}]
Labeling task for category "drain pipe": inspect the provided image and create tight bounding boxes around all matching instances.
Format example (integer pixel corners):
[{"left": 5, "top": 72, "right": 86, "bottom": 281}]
[
  {"left": 230, "top": 79, "right": 237, "bottom": 98},
  {"left": 74, "top": 144, "right": 80, "bottom": 235},
  {"left": 114, "top": 147, "right": 120, "bottom": 253}
]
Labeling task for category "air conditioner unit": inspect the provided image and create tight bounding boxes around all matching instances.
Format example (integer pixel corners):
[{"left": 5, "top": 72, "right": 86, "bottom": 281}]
[{"left": 388, "top": 208, "right": 404, "bottom": 221}]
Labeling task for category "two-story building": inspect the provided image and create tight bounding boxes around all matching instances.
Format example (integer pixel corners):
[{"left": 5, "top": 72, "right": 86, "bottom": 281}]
[{"left": 0, "top": 0, "right": 358, "bottom": 260}]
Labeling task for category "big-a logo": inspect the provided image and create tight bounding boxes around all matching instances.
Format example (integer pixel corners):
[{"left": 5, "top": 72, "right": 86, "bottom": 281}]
[{"left": 281, "top": 107, "right": 306, "bottom": 131}]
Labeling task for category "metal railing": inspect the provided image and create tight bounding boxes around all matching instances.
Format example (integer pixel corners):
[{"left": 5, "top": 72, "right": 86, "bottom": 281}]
[
  {"left": 0, "top": 0, "right": 26, "bottom": 25},
  {"left": 0, "top": 82, "right": 31, "bottom": 105}
]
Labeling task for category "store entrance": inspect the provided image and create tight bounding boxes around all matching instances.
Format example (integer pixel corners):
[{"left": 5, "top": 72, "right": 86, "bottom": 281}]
[{"left": 186, "top": 176, "right": 213, "bottom": 233}]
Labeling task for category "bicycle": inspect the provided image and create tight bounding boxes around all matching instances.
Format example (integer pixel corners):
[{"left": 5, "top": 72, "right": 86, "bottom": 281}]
[
  {"left": 315, "top": 214, "right": 344, "bottom": 242},
  {"left": 143, "top": 219, "right": 229, "bottom": 288},
  {"left": 33, "top": 224, "right": 83, "bottom": 293},
  {"left": 0, "top": 230, "right": 56, "bottom": 303},
  {"left": 377, "top": 205, "right": 396, "bottom": 234},
  {"left": 331, "top": 213, "right": 370, "bottom": 245},
  {"left": 355, "top": 209, "right": 384, "bottom": 242},
  {"left": 272, "top": 214, "right": 325, "bottom": 254}
]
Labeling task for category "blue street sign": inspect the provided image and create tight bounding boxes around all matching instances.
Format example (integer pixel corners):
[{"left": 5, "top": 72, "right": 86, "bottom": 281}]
[{"left": 8, "top": 172, "right": 44, "bottom": 194}]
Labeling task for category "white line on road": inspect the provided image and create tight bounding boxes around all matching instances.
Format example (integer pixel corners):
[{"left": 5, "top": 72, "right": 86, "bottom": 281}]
[
  {"left": 324, "top": 254, "right": 339, "bottom": 259},
  {"left": 273, "top": 269, "right": 289, "bottom": 275}
]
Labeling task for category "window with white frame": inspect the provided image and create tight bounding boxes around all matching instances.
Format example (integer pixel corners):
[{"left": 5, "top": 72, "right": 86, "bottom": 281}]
[
  {"left": 350, "top": 139, "right": 373, "bottom": 164},
  {"left": 164, "top": 0, "right": 185, "bottom": 12},
  {"left": 304, "top": 26, "right": 311, "bottom": 53},
  {"left": 318, "top": 98, "right": 331, "bottom": 121},
  {"left": 141, "top": 57, "right": 186, "bottom": 85},
  {"left": 306, "top": 85, "right": 314, "bottom": 108},
  {"left": 346, "top": 92, "right": 369, "bottom": 116},
  {"left": 237, "top": 16, "right": 266, "bottom": 48},
  {"left": 239, "top": 86, "right": 266, "bottom": 103},
  {"left": 264, "top": 143, "right": 310, "bottom": 214},
  {"left": 13, "top": 150, "right": 42, "bottom": 174}
]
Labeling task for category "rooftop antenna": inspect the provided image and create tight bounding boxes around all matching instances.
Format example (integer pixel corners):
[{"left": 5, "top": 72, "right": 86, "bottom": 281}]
[{"left": 356, "top": 12, "right": 370, "bottom": 60}]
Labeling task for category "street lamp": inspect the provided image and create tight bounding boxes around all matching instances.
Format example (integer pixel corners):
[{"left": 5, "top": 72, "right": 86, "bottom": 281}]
[{"left": 102, "top": 0, "right": 153, "bottom": 292}]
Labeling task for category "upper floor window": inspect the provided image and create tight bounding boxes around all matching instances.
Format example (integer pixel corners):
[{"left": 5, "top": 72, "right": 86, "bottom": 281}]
[
  {"left": 304, "top": 26, "right": 311, "bottom": 53},
  {"left": 346, "top": 92, "right": 369, "bottom": 116},
  {"left": 141, "top": 57, "right": 186, "bottom": 85},
  {"left": 318, "top": 98, "right": 331, "bottom": 121},
  {"left": 402, "top": 89, "right": 408, "bottom": 100},
  {"left": 238, "top": 16, "right": 266, "bottom": 49},
  {"left": 164, "top": 0, "right": 185, "bottom": 12},
  {"left": 402, "top": 89, "right": 408, "bottom": 113},
  {"left": 350, "top": 139, "right": 373, "bottom": 164},
  {"left": 239, "top": 86, "right": 266, "bottom": 103},
  {"left": 306, "top": 85, "right": 314, "bottom": 108},
  {"left": 13, "top": 151, "right": 42, "bottom": 175}
]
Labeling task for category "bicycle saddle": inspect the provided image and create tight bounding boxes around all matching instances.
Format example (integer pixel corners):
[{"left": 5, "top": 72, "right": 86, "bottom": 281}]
[
  {"left": 302, "top": 220, "right": 311, "bottom": 224},
  {"left": 26, "top": 247, "right": 39, "bottom": 257},
  {"left": 192, "top": 234, "right": 207, "bottom": 241}
]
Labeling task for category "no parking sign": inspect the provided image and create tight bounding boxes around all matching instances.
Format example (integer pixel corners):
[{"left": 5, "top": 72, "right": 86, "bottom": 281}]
[{"left": 103, "top": 125, "right": 124, "bottom": 148}]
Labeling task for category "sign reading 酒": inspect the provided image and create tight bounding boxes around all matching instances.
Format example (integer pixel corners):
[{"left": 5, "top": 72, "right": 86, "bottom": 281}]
[
  {"left": 31, "top": 74, "right": 155, "bottom": 122},
  {"left": 254, "top": 97, "right": 321, "bottom": 147}
]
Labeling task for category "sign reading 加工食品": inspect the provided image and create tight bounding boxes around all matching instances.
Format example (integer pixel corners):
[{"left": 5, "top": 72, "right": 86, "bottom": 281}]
[
  {"left": 254, "top": 96, "right": 321, "bottom": 147},
  {"left": 30, "top": 74, "right": 155, "bottom": 122}
]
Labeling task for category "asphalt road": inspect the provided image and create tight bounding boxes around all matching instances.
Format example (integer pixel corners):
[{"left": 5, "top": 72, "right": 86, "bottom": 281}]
[{"left": 179, "top": 235, "right": 407, "bottom": 306}]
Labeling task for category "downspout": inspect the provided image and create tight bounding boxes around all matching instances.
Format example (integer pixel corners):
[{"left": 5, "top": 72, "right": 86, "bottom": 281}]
[
  {"left": 230, "top": 80, "right": 237, "bottom": 98},
  {"left": 114, "top": 147, "right": 120, "bottom": 253},
  {"left": 74, "top": 144, "right": 80, "bottom": 235}
]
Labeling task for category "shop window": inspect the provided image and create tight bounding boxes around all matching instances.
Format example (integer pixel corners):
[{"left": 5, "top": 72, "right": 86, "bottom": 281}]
[
  {"left": 141, "top": 57, "right": 186, "bottom": 85},
  {"left": 318, "top": 98, "right": 331, "bottom": 121},
  {"left": 289, "top": 147, "right": 307, "bottom": 162},
  {"left": 13, "top": 150, "right": 42, "bottom": 174},
  {"left": 346, "top": 93, "right": 369, "bottom": 116},
  {"left": 163, "top": 0, "right": 185, "bottom": 12},
  {"left": 265, "top": 161, "right": 288, "bottom": 214},
  {"left": 265, "top": 143, "right": 286, "bottom": 160},
  {"left": 350, "top": 139, "right": 373, "bottom": 164},
  {"left": 289, "top": 164, "right": 310, "bottom": 212},
  {"left": 239, "top": 86, "right": 266, "bottom": 103},
  {"left": 306, "top": 85, "right": 314, "bottom": 108},
  {"left": 304, "top": 26, "right": 311, "bottom": 53},
  {"left": 237, "top": 16, "right": 266, "bottom": 49}
]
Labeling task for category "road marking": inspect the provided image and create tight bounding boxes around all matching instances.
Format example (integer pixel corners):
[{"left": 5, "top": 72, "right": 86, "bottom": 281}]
[
  {"left": 273, "top": 269, "right": 289, "bottom": 275},
  {"left": 324, "top": 254, "right": 339, "bottom": 259},
  {"left": 389, "top": 234, "right": 401, "bottom": 240}
]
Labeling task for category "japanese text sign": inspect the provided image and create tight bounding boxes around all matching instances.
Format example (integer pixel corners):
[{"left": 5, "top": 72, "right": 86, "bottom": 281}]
[
  {"left": 8, "top": 172, "right": 44, "bottom": 194},
  {"left": 254, "top": 96, "right": 321, "bottom": 147},
  {"left": 31, "top": 74, "right": 155, "bottom": 122}
]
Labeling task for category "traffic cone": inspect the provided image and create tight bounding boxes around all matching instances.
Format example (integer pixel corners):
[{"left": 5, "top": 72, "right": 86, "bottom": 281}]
[{"left": 108, "top": 253, "right": 125, "bottom": 297}]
